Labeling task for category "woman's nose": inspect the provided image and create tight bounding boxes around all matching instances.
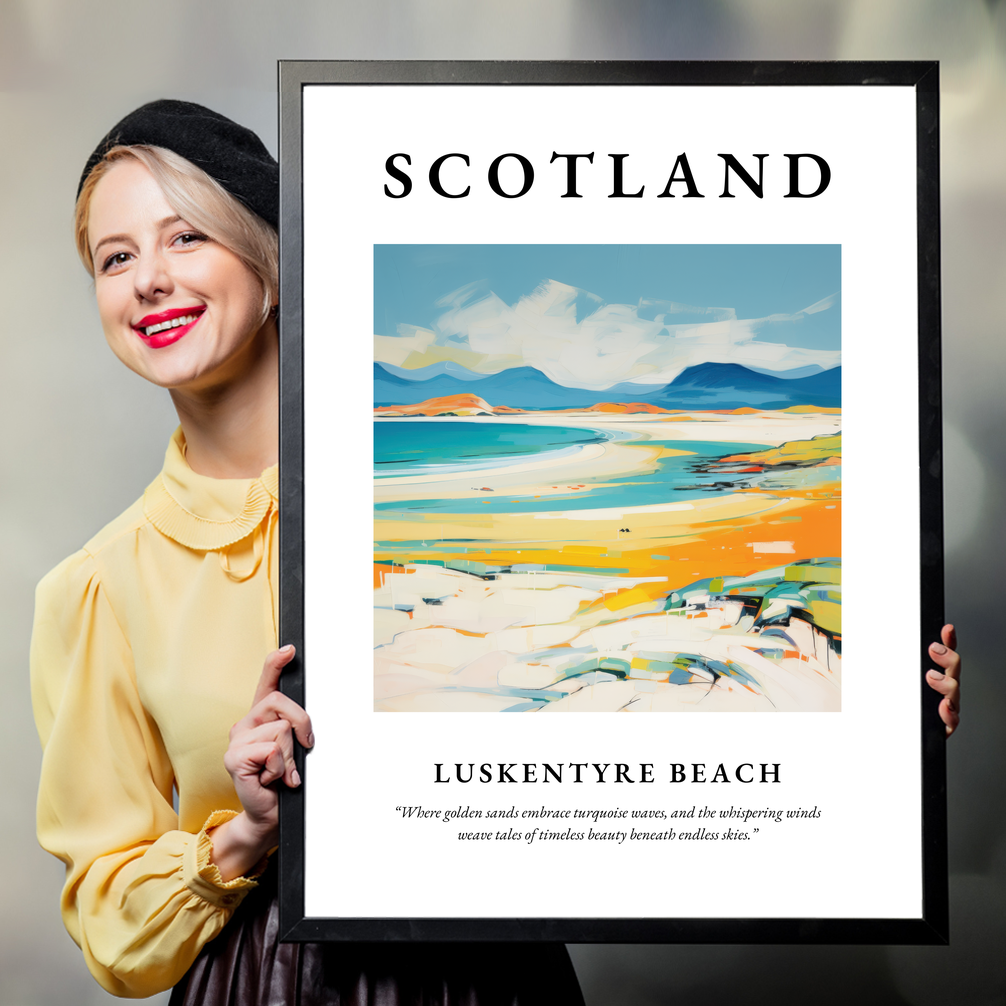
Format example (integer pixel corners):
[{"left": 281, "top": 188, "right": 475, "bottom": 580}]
[{"left": 133, "top": 249, "right": 173, "bottom": 302}]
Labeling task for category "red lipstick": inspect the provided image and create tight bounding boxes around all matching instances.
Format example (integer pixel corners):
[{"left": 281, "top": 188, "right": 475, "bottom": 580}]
[{"left": 132, "top": 306, "right": 205, "bottom": 349}]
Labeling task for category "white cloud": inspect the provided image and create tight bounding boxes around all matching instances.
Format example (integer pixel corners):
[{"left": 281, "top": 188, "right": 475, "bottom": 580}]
[{"left": 375, "top": 279, "right": 841, "bottom": 390}]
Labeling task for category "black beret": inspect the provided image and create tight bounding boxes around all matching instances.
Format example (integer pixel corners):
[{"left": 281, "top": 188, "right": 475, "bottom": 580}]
[{"left": 78, "top": 99, "right": 278, "bottom": 228}]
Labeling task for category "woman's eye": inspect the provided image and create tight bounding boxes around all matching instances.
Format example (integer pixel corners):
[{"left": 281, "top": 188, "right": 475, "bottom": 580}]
[
  {"left": 101, "top": 251, "right": 132, "bottom": 273},
  {"left": 173, "top": 231, "right": 208, "bottom": 248}
]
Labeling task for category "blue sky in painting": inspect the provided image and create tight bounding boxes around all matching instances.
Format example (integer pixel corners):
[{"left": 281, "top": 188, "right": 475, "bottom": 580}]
[
  {"left": 374, "top": 245, "right": 840, "bottom": 392},
  {"left": 376, "top": 245, "right": 839, "bottom": 348}
]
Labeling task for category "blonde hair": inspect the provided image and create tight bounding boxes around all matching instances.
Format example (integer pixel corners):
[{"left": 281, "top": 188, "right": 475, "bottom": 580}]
[{"left": 75, "top": 145, "right": 278, "bottom": 323}]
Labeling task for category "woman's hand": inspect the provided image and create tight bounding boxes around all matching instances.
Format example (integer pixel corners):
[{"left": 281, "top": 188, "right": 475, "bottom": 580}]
[
  {"left": 926, "top": 624, "right": 961, "bottom": 738},
  {"left": 209, "top": 645, "right": 314, "bottom": 881}
]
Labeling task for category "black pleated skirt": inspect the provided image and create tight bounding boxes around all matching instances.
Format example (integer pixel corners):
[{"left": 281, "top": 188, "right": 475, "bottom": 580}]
[{"left": 169, "top": 869, "right": 585, "bottom": 1006}]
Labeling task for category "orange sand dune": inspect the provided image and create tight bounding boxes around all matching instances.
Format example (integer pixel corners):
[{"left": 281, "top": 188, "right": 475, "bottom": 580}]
[
  {"left": 374, "top": 394, "right": 526, "bottom": 417},
  {"left": 375, "top": 486, "right": 841, "bottom": 596},
  {"left": 557, "top": 402, "right": 676, "bottom": 415},
  {"left": 780, "top": 405, "right": 842, "bottom": 414}
]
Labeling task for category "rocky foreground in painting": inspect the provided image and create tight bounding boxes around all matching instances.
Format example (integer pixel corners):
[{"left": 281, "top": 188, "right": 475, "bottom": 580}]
[{"left": 374, "top": 560, "right": 840, "bottom": 713}]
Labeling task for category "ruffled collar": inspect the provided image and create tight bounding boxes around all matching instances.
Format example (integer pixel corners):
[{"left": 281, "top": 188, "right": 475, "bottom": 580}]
[{"left": 143, "top": 428, "right": 278, "bottom": 551}]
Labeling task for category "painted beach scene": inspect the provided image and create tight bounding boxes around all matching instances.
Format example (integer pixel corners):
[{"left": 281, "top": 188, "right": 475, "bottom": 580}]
[{"left": 374, "top": 245, "right": 841, "bottom": 713}]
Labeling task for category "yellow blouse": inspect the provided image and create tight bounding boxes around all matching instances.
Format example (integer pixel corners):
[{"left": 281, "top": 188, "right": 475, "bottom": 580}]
[{"left": 31, "top": 429, "right": 279, "bottom": 998}]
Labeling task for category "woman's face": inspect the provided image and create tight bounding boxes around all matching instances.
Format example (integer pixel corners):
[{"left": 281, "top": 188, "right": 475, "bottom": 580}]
[{"left": 87, "top": 158, "right": 270, "bottom": 392}]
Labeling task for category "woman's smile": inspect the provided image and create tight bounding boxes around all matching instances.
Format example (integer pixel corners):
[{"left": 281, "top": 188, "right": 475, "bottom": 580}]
[{"left": 133, "top": 306, "right": 207, "bottom": 348}]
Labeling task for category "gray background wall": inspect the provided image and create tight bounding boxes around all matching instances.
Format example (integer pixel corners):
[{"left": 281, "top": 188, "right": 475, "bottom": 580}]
[{"left": 1, "top": 2, "right": 1003, "bottom": 1003}]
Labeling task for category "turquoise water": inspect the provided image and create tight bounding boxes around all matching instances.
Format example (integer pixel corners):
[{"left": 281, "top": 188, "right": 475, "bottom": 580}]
[
  {"left": 374, "top": 420, "right": 765, "bottom": 514},
  {"left": 375, "top": 421, "right": 605, "bottom": 476}
]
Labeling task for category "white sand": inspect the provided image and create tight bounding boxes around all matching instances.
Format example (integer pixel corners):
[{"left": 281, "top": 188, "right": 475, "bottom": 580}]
[
  {"left": 375, "top": 440, "right": 673, "bottom": 503},
  {"left": 374, "top": 566, "right": 840, "bottom": 713}
]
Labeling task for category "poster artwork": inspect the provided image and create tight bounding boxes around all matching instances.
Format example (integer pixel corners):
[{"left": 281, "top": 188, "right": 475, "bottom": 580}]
[
  {"left": 286, "top": 64, "right": 944, "bottom": 941},
  {"left": 373, "top": 244, "right": 841, "bottom": 714}
]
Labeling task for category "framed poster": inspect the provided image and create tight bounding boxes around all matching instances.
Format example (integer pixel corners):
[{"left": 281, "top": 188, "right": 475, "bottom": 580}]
[{"left": 277, "top": 61, "right": 946, "bottom": 943}]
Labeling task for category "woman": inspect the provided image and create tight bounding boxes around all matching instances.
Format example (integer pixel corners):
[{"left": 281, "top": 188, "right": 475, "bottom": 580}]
[{"left": 31, "top": 100, "right": 586, "bottom": 1003}]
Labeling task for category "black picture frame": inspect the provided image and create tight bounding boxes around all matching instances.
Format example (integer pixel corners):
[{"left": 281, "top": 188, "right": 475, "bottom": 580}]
[{"left": 277, "top": 60, "right": 945, "bottom": 944}]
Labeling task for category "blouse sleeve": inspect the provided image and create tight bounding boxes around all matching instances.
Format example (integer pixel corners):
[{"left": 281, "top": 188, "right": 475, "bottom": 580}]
[{"left": 31, "top": 549, "right": 262, "bottom": 998}]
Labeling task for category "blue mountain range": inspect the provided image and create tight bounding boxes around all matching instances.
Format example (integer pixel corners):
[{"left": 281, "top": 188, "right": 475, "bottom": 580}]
[{"left": 374, "top": 360, "right": 841, "bottom": 411}]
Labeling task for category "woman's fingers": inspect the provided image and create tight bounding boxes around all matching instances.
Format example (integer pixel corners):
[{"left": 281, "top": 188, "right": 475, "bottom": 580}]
[
  {"left": 230, "top": 719, "right": 301, "bottom": 788},
  {"left": 240, "top": 644, "right": 314, "bottom": 749},
  {"left": 224, "top": 738, "right": 287, "bottom": 787},
  {"left": 223, "top": 645, "right": 311, "bottom": 813},
  {"left": 254, "top": 691, "right": 314, "bottom": 749},
  {"left": 928, "top": 636, "right": 961, "bottom": 683},
  {"left": 926, "top": 667, "right": 959, "bottom": 704},
  {"left": 252, "top": 644, "right": 296, "bottom": 707},
  {"left": 941, "top": 623, "right": 958, "bottom": 653},
  {"left": 925, "top": 679, "right": 961, "bottom": 736},
  {"left": 219, "top": 647, "right": 309, "bottom": 845},
  {"left": 232, "top": 689, "right": 314, "bottom": 750},
  {"left": 926, "top": 668, "right": 960, "bottom": 736},
  {"left": 259, "top": 742, "right": 289, "bottom": 787},
  {"left": 927, "top": 623, "right": 961, "bottom": 737}
]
